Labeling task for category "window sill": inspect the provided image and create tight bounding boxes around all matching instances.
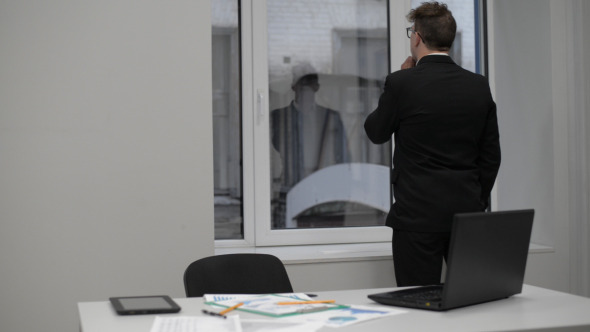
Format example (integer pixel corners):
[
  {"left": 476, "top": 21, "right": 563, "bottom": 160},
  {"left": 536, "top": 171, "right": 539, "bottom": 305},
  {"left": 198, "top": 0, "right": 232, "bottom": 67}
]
[
  {"left": 529, "top": 243, "right": 554, "bottom": 253},
  {"left": 215, "top": 242, "right": 554, "bottom": 265},
  {"left": 215, "top": 242, "right": 393, "bottom": 265}
]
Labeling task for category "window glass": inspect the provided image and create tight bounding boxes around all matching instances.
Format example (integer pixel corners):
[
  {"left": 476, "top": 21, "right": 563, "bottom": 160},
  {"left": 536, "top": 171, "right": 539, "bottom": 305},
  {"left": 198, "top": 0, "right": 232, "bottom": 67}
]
[
  {"left": 212, "top": 0, "right": 486, "bottom": 242},
  {"left": 212, "top": 0, "right": 242, "bottom": 240},
  {"left": 267, "top": 0, "right": 391, "bottom": 229}
]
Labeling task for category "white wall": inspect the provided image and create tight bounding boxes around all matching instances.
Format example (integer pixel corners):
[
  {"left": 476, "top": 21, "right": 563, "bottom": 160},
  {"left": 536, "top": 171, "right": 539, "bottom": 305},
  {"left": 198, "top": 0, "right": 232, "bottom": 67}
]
[
  {"left": 492, "top": 0, "right": 568, "bottom": 291},
  {"left": 0, "top": 1, "right": 588, "bottom": 331},
  {"left": 493, "top": 0, "right": 556, "bottom": 247},
  {"left": 286, "top": 259, "right": 395, "bottom": 292},
  {"left": 490, "top": 0, "right": 590, "bottom": 295},
  {"left": 0, "top": 1, "right": 214, "bottom": 332}
]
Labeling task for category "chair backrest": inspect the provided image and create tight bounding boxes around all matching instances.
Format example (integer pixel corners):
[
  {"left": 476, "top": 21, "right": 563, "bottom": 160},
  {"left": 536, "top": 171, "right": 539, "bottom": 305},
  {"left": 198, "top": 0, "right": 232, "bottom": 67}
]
[{"left": 183, "top": 253, "right": 294, "bottom": 297}]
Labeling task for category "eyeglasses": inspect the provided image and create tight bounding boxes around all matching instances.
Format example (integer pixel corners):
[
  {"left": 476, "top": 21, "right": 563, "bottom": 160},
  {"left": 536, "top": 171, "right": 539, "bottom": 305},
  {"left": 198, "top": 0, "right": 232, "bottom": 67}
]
[{"left": 406, "top": 27, "right": 416, "bottom": 39}]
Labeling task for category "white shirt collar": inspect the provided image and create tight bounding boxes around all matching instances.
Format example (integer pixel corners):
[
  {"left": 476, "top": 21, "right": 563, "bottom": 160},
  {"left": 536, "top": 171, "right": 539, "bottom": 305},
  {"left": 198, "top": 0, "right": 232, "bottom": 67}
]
[{"left": 416, "top": 52, "right": 449, "bottom": 65}]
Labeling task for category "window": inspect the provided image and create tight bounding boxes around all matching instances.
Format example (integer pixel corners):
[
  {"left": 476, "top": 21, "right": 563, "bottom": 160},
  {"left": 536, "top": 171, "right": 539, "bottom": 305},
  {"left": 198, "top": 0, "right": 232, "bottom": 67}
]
[
  {"left": 266, "top": 0, "right": 391, "bottom": 231},
  {"left": 212, "top": 0, "right": 242, "bottom": 240},
  {"left": 212, "top": 0, "right": 487, "bottom": 246}
]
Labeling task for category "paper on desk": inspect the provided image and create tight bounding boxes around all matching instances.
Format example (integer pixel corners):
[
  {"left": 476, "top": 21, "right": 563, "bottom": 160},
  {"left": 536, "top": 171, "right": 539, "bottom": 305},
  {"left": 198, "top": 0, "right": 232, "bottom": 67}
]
[
  {"left": 283, "top": 304, "right": 407, "bottom": 328},
  {"left": 204, "top": 293, "right": 312, "bottom": 303},
  {"left": 241, "top": 319, "right": 324, "bottom": 332},
  {"left": 209, "top": 294, "right": 345, "bottom": 317},
  {"left": 150, "top": 315, "right": 242, "bottom": 332}
]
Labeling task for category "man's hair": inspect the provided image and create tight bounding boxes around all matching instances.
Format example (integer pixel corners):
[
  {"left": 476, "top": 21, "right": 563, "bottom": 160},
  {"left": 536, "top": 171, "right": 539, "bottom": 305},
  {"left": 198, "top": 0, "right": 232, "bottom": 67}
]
[{"left": 407, "top": 2, "right": 456, "bottom": 51}]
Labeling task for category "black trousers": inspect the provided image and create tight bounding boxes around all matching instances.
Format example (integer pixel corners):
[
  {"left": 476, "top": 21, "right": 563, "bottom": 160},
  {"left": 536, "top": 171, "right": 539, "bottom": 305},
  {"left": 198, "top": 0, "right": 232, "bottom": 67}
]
[{"left": 392, "top": 230, "right": 451, "bottom": 287}]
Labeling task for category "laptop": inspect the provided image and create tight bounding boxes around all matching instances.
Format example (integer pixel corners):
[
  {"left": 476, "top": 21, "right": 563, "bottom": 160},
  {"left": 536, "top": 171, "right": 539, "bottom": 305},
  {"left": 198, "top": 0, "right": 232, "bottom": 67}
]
[{"left": 368, "top": 209, "right": 534, "bottom": 311}]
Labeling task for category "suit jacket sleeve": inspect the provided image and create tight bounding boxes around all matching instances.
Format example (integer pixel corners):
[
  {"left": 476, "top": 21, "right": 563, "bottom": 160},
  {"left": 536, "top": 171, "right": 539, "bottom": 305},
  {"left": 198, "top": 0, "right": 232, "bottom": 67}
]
[
  {"left": 364, "top": 73, "right": 401, "bottom": 144},
  {"left": 477, "top": 98, "right": 501, "bottom": 208}
]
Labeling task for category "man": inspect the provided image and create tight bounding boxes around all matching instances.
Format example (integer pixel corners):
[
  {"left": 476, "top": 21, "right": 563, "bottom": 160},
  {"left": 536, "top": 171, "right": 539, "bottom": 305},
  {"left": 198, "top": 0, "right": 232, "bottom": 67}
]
[
  {"left": 364, "top": 2, "right": 501, "bottom": 286},
  {"left": 270, "top": 62, "right": 349, "bottom": 228}
]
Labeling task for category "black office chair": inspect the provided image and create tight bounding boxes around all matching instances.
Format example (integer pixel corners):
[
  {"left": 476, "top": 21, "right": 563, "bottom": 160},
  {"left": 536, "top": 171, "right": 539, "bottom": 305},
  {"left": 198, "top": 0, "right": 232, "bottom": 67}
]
[{"left": 183, "top": 253, "right": 294, "bottom": 297}]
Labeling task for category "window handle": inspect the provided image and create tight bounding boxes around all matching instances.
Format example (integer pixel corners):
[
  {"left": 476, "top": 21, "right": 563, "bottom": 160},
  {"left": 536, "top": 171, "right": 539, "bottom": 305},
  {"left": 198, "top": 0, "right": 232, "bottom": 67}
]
[{"left": 256, "top": 89, "right": 264, "bottom": 124}]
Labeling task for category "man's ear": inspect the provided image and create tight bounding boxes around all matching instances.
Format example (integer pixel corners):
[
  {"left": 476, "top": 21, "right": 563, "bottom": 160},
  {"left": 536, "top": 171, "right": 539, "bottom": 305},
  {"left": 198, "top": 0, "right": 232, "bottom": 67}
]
[{"left": 413, "top": 34, "right": 422, "bottom": 48}]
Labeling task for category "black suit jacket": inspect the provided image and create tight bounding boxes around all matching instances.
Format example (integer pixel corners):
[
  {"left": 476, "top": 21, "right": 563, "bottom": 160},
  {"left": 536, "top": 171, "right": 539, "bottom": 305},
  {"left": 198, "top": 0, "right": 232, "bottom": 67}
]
[{"left": 364, "top": 55, "right": 501, "bottom": 232}]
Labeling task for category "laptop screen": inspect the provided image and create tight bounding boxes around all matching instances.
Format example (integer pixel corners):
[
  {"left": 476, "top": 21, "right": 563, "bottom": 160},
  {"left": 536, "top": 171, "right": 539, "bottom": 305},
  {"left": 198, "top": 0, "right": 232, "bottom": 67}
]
[
  {"left": 368, "top": 209, "right": 534, "bottom": 311},
  {"left": 442, "top": 209, "right": 534, "bottom": 309}
]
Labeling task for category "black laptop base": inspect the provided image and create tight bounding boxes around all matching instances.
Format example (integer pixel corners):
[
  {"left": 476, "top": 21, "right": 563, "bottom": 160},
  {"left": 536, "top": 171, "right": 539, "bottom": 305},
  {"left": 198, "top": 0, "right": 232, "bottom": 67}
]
[
  {"left": 368, "top": 209, "right": 534, "bottom": 311},
  {"left": 368, "top": 285, "right": 513, "bottom": 311},
  {"left": 368, "top": 285, "right": 445, "bottom": 311}
]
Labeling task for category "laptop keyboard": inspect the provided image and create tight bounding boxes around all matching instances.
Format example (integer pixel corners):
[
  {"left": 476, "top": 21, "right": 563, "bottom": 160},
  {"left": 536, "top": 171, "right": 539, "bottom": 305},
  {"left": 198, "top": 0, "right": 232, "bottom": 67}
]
[{"left": 399, "top": 287, "right": 443, "bottom": 301}]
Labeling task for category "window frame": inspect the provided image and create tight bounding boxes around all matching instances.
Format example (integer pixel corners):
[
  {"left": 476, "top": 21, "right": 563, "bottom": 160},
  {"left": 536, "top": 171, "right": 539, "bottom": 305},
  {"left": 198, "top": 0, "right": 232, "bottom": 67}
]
[{"left": 215, "top": 0, "right": 490, "bottom": 249}]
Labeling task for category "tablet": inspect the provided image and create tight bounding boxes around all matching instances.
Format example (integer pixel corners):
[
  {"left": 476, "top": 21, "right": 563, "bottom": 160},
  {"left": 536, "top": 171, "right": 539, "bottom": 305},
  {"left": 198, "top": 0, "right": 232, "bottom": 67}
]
[{"left": 109, "top": 295, "right": 181, "bottom": 315}]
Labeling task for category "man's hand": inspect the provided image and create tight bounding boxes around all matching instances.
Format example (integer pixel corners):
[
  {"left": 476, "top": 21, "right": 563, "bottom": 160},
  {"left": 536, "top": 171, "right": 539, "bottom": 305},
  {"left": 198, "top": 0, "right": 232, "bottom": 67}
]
[{"left": 401, "top": 56, "right": 416, "bottom": 70}]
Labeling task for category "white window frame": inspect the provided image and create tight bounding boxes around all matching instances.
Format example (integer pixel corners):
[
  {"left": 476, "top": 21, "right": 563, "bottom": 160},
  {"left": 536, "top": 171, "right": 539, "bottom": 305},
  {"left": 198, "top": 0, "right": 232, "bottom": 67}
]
[
  {"left": 216, "top": 0, "right": 497, "bottom": 250},
  {"left": 217, "top": 0, "right": 409, "bottom": 249}
]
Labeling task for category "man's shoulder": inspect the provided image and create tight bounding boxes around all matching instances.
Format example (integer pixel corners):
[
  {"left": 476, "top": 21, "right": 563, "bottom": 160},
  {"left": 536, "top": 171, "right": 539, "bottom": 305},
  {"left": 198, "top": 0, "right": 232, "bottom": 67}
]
[
  {"left": 270, "top": 104, "right": 292, "bottom": 116},
  {"left": 388, "top": 62, "right": 486, "bottom": 82},
  {"left": 317, "top": 104, "right": 339, "bottom": 114},
  {"left": 456, "top": 67, "right": 489, "bottom": 87},
  {"left": 382, "top": 68, "right": 417, "bottom": 92},
  {"left": 386, "top": 67, "right": 415, "bottom": 81}
]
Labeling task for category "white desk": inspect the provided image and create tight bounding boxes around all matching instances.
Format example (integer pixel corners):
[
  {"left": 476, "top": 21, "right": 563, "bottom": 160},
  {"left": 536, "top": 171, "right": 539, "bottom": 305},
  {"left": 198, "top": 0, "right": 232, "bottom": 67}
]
[{"left": 78, "top": 285, "right": 590, "bottom": 332}]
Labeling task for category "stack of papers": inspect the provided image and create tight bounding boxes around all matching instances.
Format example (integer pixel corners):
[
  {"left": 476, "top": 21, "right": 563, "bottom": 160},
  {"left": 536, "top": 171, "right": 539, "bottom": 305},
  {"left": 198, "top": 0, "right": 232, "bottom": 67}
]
[
  {"left": 203, "top": 293, "right": 312, "bottom": 303},
  {"left": 150, "top": 315, "right": 241, "bottom": 332},
  {"left": 206, "top": 294, "right": 347, "bottom": 318},
  {"left": 150, "top": 293, "right": 408, "bottom": 332},
  {"left": 282, "top": 304, "right": 407, "bottom": 328},
  {"left": 151, "top": 316, "right": 326, "bottom": 332}
]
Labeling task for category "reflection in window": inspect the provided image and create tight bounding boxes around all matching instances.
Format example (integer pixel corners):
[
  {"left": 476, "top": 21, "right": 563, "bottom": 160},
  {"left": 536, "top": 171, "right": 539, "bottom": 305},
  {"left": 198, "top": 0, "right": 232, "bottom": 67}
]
[
  {"left": 211, "top": 0, "right": 483, "bottom": 239},
  {"left": 212, "top": 0, "right": 242, "bottom": 240},
  {"left": 268, "top": 0, "right": 391, "bottom": 229}
]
